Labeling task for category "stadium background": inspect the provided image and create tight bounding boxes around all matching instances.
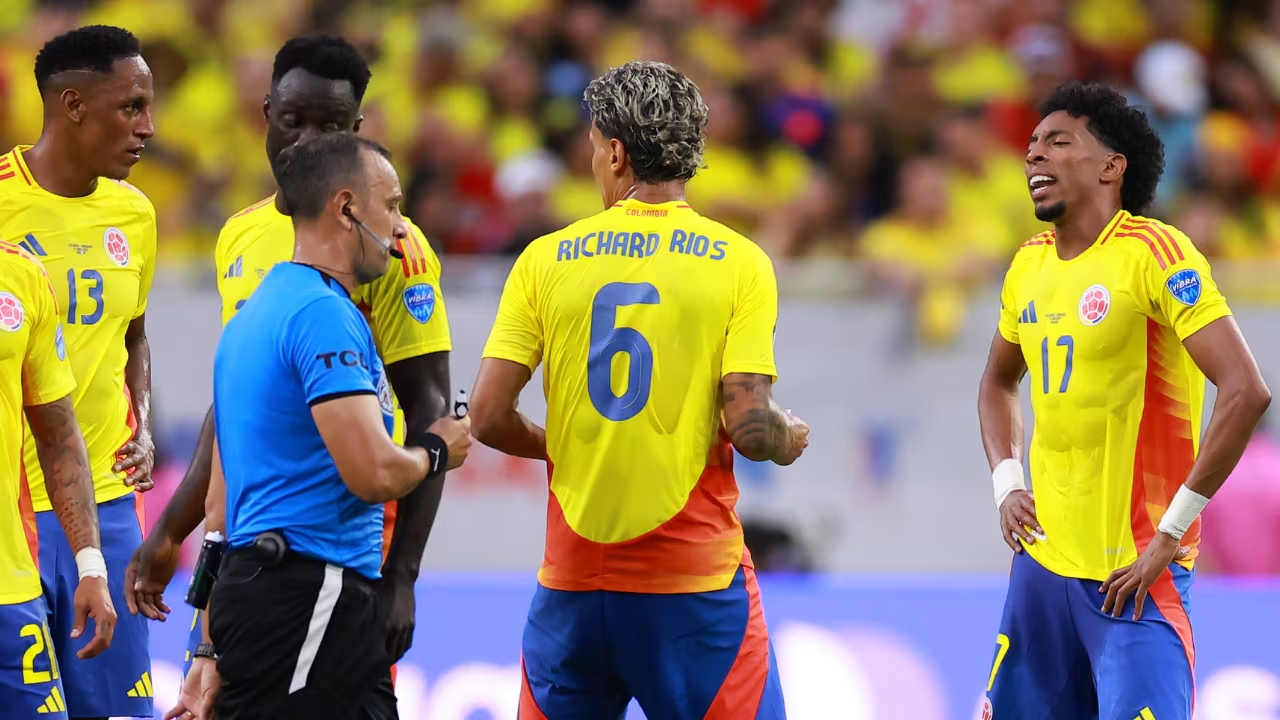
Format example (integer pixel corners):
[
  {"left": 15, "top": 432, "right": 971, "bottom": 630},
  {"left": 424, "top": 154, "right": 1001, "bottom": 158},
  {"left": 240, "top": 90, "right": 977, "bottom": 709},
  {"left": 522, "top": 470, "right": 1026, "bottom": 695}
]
[{"left": 5, "top": 0, "right": 1280, "bottom": 717}]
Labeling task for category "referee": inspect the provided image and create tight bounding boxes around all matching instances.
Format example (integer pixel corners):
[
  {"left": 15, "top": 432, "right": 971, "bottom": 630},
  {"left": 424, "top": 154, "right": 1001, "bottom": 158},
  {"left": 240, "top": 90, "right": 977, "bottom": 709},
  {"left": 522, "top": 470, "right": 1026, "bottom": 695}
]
[{"left": 202, "top": 132, "right": 472, "bottom": 719}]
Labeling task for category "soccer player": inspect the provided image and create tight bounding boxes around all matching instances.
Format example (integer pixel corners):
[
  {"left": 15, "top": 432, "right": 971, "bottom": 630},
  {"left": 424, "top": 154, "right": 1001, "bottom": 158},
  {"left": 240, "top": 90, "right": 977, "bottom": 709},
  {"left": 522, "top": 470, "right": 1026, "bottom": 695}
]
[
  {"left": 978, "top": 81, "right": 1271, "bottom": 720},
  {"left": 124, "top": 33, "right": 452, "bottom": 681},
  {"left": 470, "top": 61, "right": 808, "bottom": 719},
  {"left": 0, "top": 26, "right": 157, "bottom": 720},
  {"left": 0, "top": 241, "right": 116, "bottom": 720}
]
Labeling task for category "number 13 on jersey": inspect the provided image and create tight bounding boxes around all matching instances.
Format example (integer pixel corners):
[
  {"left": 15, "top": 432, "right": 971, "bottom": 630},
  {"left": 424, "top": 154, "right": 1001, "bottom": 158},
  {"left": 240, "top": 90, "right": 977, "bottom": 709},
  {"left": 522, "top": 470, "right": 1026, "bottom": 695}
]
[{"left": 588, "top": 282, "right": 659, "bottom": 422}]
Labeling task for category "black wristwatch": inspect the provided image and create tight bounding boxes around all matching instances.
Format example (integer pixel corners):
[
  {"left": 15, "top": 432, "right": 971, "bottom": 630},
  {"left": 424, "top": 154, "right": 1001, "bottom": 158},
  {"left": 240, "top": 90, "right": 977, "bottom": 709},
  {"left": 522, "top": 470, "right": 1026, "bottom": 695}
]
[{"left": 194, "top": 642, "right": 218, "bottom": 661}]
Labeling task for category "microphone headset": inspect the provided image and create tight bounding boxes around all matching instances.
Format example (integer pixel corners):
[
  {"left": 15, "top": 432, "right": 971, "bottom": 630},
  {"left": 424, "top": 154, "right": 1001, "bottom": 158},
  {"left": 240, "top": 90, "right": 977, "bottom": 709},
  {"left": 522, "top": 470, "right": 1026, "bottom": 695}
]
[{"left": 342, "top": 204, "right": 404, "bottom": 260}]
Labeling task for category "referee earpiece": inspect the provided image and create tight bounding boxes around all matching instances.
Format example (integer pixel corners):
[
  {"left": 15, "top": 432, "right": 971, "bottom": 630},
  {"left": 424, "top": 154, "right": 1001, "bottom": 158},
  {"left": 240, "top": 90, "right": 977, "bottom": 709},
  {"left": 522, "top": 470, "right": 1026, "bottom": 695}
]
[{"left": 342, "top": 203, "right": 404, "bottom": 260}]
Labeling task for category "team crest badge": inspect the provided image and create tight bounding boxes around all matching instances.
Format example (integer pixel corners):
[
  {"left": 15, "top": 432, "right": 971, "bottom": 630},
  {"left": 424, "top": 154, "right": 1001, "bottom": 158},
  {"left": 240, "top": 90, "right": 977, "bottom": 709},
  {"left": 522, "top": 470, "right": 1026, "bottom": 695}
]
[
  {"left": 0, "top": 292, "right": 24, "bottom": 332},
  {"left": 981, "top": 698, "right": 993, "bottom": 720},
  {"left": 1166, "top": 268, "right": 1202, "bottom": 306},
  {"left": 376, "top": 372, "right": 394, "bottom": 416},
  {"left": 402, "top": 284, "right": 436, "bottom": 324},
  {"left": 104, "top": 227, "right": 130, "bottom": 266},
  {"left": 1078, "top": 284, "right": 1110, "bottom": 326},
  {"left": 55, "top": 326, "right": 66, "bottom": 360}
]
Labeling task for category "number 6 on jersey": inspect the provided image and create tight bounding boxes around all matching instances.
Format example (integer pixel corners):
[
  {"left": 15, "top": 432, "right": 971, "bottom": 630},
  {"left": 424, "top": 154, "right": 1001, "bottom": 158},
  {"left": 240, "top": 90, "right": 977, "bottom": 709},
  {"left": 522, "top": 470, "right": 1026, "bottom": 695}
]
[{"left": 588, "top": 282, "right": 659, "bottom": 421}]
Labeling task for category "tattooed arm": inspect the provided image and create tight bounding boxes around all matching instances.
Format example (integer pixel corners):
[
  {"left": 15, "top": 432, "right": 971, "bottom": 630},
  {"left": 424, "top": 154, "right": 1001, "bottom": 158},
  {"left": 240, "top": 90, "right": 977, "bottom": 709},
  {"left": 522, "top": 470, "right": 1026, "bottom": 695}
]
[
  {"left": 721, "top": 373, "right": 808, "bottom": 465},
  {"left": 26, "top": 395, "right": 100, "bottom": 552},
  {"left": 26, "top": 394, "right": 116, "bottom": 658}
]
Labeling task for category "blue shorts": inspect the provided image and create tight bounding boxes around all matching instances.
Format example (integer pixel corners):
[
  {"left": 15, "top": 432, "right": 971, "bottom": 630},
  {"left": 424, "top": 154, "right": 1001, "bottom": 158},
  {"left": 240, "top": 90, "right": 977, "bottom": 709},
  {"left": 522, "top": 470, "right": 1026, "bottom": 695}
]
[
  {"left": 37, "top": 493, "right": 152, "bottom": 718},
  {"left": 182, "top": 608, "right": 203, "bottom": 677},
  {"left": 985, "top": 551, "right": 1195, "bottom": 720},
  {"left": 519, "top": 565, "right": 786, "bottom": 720},
  {"left": 0, "top": 596, "right": 68, "bottom": 719}
]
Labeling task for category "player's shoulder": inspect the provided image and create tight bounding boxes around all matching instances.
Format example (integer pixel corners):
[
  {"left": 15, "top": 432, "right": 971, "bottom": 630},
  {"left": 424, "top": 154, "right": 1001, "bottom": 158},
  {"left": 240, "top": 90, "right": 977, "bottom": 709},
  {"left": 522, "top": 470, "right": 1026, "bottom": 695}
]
[
  {"left": 690, "top": 211, "right": 771, "bottom": 264},
  {"left": 1006, "top": 229, "right": 1057, "bottom": 271},
  {"left": 100, "top": 178, "right": 157, "bottom": 220},
  {"left": 0, "top": 239, "right": 51, "bottom": 290},
  {"left": 222, "top": 196, "right": 280, "bottom": 234},
  {"left": 0, "top": 148, "right": 30, "bottom": 196},
  {"left": 1105, "top": 212, "right": 1201, "bottom": 269}
]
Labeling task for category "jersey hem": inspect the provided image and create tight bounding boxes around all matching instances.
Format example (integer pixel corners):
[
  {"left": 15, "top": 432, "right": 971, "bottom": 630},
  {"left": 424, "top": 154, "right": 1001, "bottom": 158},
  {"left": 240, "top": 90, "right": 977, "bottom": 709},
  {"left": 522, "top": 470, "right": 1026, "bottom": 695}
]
[
  {"left": 32, "top": 481, "right": 134, "bottom": 512},
  {"left": 482, "top": 348, "right": 540, "bottom": 371},
  {"left": 536, "top": 569, "right": 739, "bottom": 594},
  {"left": 380, "top": 340, "right": 454, "bottom": 367},
  {"left": 0, "top": 587, "right": 42, "bottom": 605},
  {"left": 721, "top": 363, "right": 778, "bottom": 380},
  {"left": 24, "top": 381, "right": 76, "bottom": 407},
  {"left": 1173, "top": 304, "right": 1231, "bottom": 342},
  {"left": 998, "top": 325, "right": 1018, "bottom": 344}
]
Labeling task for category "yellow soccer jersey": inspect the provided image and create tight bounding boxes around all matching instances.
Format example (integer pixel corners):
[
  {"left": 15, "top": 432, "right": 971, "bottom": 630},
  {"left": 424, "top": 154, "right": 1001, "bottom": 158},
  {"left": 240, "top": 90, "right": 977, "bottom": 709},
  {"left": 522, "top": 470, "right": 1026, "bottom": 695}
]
[
  {"left": 0, "top": 241, "right": 76, "bottom": 604},
  {"left": 214, "top": 196, "right": 451, "bottom": 443},
  {"left": 0, "top": 148, "right": 156, "bottom": 512},
  {"left": 483, "top": 199, "right": 779, "bottom": 594},
  {"left": 998, "top": 211, "right": 1232, "bottom": 581}
]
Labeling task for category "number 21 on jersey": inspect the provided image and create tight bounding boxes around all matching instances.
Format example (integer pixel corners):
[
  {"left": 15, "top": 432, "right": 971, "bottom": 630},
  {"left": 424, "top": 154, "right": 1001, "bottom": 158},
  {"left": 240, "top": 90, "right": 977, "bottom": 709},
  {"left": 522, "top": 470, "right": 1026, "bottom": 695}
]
[{"left": 588, "top": 282, "right": 659, "bottom": 422}]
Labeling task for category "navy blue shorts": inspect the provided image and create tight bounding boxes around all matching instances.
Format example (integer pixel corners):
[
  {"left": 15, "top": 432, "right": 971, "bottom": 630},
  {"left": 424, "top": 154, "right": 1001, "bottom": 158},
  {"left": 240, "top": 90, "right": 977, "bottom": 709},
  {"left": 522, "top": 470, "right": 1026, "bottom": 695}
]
[
  {"left": 37, "top": 494, "right": 152, "bottom": 718},
  {"left": 0, "top": 596, "right": 67, "bottom": 719},
  {"left": 984, "top": 551, "right": 1195, "bottom": 720},
  {"left": 519, "top": 565, "right": 786, "bottom": 720}
]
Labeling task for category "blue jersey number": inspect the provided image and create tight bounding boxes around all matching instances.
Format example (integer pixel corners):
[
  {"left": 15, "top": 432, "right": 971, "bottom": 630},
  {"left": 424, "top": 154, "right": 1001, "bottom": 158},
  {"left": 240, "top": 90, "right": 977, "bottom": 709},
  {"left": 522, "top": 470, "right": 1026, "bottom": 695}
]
[
  {"left": 588, "top": 282, "right": 660, "bottom": 421},
  {"left": 1039, "top": 335, "right": 1074, "bottom": 394},
  {"left": 66, "top": 269, "right": 104, "bottom": 325}
]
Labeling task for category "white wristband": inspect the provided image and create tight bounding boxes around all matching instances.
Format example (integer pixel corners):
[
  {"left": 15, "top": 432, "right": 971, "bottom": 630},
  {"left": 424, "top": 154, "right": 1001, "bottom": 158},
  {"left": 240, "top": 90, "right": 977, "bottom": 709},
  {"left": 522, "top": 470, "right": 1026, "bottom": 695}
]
[
  {"left": 1157, "top": 485, "right": 1211, "bottom": 540},
  {"left": 993, "top": 458, "right": 1027, "bottom": 510},
  {"left": 75, "top": 547, "right": 107, "bottom": 581}
]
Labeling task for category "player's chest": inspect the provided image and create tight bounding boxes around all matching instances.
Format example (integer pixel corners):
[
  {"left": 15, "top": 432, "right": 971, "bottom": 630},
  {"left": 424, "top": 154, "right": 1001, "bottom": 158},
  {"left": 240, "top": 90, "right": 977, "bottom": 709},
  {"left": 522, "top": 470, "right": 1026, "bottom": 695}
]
[
  {"left": 1009, "top": 262, "right": 1146, "bottom": 366},
  {"left": 5, "top": 223, "right": 144, "bottom": 327},
  {"left": 222, "top": 238, "right": 289, "bottom": 311}
]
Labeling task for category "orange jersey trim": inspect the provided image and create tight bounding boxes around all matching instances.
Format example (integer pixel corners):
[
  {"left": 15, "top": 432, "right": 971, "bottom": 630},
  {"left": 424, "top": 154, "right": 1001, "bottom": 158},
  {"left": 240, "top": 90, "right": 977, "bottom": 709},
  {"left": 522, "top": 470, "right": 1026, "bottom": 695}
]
[
  {"left": 19, "top": 417, "right": 39, "bottom": 573},
  {"left": 1020, "top": 231, "right": 1055, "bottom": 248},
  {"left": 230, "top": 196, "right": 275, "bottom": 220},
  {"left": 1113, "top": 227, "right": 1169, "bottom": 270},
  {"left": 537, "top": 434, "right": 749, "bottom": 594}
]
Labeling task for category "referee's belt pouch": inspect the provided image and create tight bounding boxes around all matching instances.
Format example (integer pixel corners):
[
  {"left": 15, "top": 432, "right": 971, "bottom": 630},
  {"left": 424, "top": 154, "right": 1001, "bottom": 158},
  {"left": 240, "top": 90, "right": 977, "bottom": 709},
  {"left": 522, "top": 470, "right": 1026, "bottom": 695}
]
[{"left": 249, "top": 531, "right": 288, "bottom": 567}]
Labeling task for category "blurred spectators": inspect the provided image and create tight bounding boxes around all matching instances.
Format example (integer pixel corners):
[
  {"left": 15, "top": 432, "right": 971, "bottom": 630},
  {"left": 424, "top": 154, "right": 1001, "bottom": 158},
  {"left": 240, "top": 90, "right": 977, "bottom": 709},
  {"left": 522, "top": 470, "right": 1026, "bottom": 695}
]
[
  {"left": 4, "top": 0, "right": 1280, "bottom": 340},
  {"left": 1198, "top": 420, "right": 1280, "bottom": 576}
]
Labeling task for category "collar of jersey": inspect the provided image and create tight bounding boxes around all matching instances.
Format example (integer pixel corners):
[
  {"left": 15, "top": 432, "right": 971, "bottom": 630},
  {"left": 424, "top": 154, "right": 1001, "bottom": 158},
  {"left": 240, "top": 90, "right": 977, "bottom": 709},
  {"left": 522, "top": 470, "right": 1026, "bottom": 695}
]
[
  {"left": 8, "top": 145, "right": 111, "bottom": 202},
  {"left": 609, "top": 198, "right": 694, "bottom": 212}
]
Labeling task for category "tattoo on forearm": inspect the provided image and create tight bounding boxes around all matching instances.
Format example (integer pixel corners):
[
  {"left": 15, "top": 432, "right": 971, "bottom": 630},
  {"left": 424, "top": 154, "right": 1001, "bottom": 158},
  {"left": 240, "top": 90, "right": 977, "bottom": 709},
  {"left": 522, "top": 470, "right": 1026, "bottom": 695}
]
[
  {"left": 26, "top": 397, "right": 99, "bottom": 552},
  {"left": 722, "top": 375, "right": 787, "bottom": 459}
]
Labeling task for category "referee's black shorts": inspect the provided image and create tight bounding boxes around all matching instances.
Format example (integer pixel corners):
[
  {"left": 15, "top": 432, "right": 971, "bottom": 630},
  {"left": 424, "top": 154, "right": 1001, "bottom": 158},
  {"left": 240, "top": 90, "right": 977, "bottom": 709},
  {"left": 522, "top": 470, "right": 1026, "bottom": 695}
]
[{"left": 208, "top": 545, "right": 397, "bottom": 720}]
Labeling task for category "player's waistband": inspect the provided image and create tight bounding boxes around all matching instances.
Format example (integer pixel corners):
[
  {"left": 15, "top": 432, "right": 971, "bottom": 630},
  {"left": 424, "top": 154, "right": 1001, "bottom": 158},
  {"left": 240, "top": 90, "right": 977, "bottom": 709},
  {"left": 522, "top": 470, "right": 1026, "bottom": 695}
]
[{"left": 226, "top": 531, "right": 375, "bottom": 586}]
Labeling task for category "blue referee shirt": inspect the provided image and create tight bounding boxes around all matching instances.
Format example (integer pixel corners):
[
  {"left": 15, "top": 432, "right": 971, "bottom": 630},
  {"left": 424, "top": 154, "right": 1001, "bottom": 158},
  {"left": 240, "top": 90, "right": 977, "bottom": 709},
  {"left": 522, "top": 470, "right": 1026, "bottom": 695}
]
[{"left": 213, "top": 262, "right": 395, "bottom": 579}]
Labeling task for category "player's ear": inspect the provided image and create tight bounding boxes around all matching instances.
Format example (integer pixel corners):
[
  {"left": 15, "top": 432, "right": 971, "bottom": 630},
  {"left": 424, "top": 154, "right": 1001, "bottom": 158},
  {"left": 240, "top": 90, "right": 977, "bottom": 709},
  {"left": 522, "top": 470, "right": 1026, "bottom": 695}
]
[
  {"left": 61, "top": 88, "right": 85, "bottom": 125},
  {"left": 262, "top": 94, "right": 271, "bottom": 123},
  {"left": 353, "top": 115, "right": 363, "bottom": 134},
  {"left": 1101, "top": 153, "right": 1127, "bottom": 184},
  {"left": 609, "top": 138, "right": 627, "bottom": 175}
]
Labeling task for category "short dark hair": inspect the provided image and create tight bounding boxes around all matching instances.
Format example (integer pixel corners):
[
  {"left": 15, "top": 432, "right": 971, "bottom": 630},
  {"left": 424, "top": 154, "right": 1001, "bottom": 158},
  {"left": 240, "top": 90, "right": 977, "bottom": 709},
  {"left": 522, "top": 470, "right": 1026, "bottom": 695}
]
[
  {"left": 1039, "top": 81, "right": 1166, "bottom": 215},
  {"left": 272, "top": 35, "right": 371, "bottom": 103},
  {"left": 584, "top": 61, "right": 708, "bottom": 184},
  {"left": 276, "top": 132, "right": 391, "bottom": 220},
  {"left": 34, "top": 25, "right": 141, "bottom": 94}
]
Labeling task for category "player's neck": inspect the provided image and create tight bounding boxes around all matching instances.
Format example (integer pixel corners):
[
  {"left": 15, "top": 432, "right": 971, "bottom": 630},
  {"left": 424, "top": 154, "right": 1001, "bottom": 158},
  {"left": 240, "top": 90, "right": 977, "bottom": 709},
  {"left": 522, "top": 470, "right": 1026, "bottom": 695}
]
[
  {"left": 1053, "top": 202, "right": 1122, "bottom": 261},
  {"left": 24, "top": 136, "right": 99, "bottom": 198},
  {"left": 293, "top": 226, "right": 357, "bottom": 295},
  {"left": 622, "top": 181, "right": 686, "bottom": 206}
]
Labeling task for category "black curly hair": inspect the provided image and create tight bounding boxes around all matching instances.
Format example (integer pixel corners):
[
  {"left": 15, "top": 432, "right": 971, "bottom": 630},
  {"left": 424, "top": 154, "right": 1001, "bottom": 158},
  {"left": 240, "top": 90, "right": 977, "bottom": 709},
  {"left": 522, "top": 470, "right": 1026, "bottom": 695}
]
[
  {"left": 34, "top": 25, "right": 141, "bottom": 94},
  {"left": 1038, "top": 81, "right": 1166, "bottom": 216},
  {"left": 272, "top": 35, "right": 371, "bottom": 103}
]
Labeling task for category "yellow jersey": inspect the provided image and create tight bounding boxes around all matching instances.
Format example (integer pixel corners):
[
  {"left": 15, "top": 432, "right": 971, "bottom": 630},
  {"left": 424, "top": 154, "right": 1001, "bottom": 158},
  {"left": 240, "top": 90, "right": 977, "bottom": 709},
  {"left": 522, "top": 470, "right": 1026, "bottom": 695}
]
[
  {"left": 0, "top": 147, "right": 156, "bottom": 512},
  {"left": 0, "top": 241, "right": 76, "bottom": 604},
  {"left": 998, "top": 210, "right": 1232, "bottom": 580},
  {"left": 214, "top": 196, "right": 452, "bottom": 446},
  {"left": 483, "top": 198, "right": 779, "bottom": 594}
]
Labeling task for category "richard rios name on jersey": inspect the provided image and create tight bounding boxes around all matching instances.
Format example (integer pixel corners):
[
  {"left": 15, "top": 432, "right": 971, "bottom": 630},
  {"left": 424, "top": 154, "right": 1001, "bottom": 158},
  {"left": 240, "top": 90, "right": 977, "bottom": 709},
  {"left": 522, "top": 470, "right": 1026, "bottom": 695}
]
[{"left": 556, "top": 228, "right": 729, "bottom": 262}]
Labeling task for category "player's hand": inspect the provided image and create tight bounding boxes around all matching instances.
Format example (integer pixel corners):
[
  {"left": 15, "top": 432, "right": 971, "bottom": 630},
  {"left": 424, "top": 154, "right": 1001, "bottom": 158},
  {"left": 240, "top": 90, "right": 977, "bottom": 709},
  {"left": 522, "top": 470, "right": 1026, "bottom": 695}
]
[
  {"left": 72, "top": 576, "right": 116, "bottom": 659},
  {"left": 115, "top": 431, "right": 156, "bottom": 492},
  {"left": 1100, "top": 532, "right": 1192, "bottom": 620},
  {"left": 125, "top": 532, "right": 178, "bottom": 621},
  {"left": 377, "top": 575, "right": 417, "bottom": 662},
  {"left": 998, "top": 490, "right": 1043, "bottom": 553},
  {"left": 427, "top": 415, "right": 473, "bottom": 470},
  {"left": 166, "top": 657, "right": 220, "bottom": 720},
  {"left": 774, "top": 411, "right": 810, "bottom": 466}
]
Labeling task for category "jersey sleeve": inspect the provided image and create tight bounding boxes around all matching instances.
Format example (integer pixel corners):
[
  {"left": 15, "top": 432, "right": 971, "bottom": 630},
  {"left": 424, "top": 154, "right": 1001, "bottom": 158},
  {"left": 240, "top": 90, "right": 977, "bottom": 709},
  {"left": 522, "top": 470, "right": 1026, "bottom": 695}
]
[
  {"left": 132, "top": 200, "right": 158, "bottom": 318},
  {"left": 285, "top": 296, "right": 378, "bottom": 406},
  {"left": 353, "top": 220, "right": 452, "bottom": 366},
  {"left": 213, "top": 222, "right": 239, "bottom": 327},
  {"left": 722, "top": 244, "right": 778, "bottom": 380},
  {"left": 22, "top": 264, "right": 76, "bottom": 406},
  {"left": 482, "top": 248, "right": 543, "bottom": 371},
  {"left": 1141, "top": 227, "right": 1232, "bottom": 340},
  {"left": 997, "top": 260, "right": 1020, "bottom": 344}
]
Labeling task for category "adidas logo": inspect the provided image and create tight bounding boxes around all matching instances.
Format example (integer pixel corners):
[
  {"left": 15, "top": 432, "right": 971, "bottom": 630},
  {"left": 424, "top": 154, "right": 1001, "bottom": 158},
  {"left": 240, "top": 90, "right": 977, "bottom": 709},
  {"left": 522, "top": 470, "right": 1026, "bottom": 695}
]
[
  {"left": 1134, "top": 709, "right": 1156, "bottom": 720},
  {"left": 18, "top": 233, "right": 46, "bottom": 257},
  {"left": 224, "top": 255, "right": 243, "bottom": 279},
  {"left": 1018, "top": 301, "right": 1038, "bottom": 324},
  {"left": 35, "top": 686, "right": 66, "bottom": 713},
  {"left": 126, "top": 671, "right": 154, "bottom": 698}
]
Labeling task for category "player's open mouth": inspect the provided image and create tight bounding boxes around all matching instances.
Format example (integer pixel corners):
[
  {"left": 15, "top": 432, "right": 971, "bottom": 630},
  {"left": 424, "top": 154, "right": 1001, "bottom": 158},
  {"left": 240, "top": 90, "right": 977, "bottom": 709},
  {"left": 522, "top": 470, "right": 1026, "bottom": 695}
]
[
  {"left": 126, "top": 146, "right": 144, "bottom": 161},
  {"left": 1029, "top": 174, "right": 1056, "bottom": 200}
]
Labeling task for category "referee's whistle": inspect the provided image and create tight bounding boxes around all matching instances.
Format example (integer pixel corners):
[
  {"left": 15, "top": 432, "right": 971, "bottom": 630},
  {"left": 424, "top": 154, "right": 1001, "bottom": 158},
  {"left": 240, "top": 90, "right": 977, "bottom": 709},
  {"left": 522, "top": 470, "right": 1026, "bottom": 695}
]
[{"left": 454, "top": 389, "right": 469, "bottom": 419}]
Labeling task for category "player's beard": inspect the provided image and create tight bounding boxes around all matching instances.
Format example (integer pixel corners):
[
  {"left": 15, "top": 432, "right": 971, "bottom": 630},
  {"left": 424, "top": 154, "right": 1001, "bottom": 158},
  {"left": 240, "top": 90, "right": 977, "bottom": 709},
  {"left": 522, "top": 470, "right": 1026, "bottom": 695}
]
[{"left": 1034, "top": 200, "right": 1067, "bottom": 223}]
